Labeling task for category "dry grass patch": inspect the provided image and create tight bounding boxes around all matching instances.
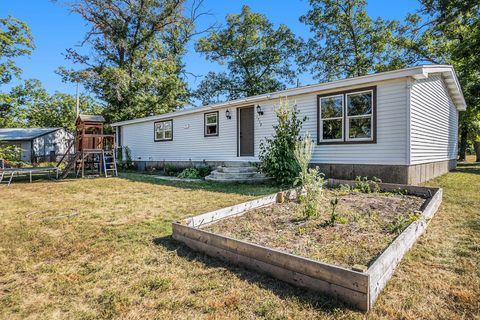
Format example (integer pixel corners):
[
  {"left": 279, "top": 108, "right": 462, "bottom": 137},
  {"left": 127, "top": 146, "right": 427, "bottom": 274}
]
[{"left": 0, "top": 164, "right": 478, "bottom": 319}]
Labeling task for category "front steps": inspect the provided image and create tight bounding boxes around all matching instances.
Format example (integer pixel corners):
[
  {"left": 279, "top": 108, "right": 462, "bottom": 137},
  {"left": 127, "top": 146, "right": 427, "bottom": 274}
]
[{"left": 205, "top": 163, "right": 270, "bottom": 183}]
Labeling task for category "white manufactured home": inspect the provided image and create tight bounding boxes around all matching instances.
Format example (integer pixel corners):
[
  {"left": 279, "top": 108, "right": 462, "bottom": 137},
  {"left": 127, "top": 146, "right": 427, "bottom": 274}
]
[{"left": 112, "top": 65, "right": 466, "bottom": 184}]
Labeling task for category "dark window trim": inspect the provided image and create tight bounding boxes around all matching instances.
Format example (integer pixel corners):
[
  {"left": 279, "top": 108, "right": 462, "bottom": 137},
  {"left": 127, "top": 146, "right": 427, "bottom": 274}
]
[
  {"left": 204, "top": 111, "right": 219, "bottom": 137},
  {"left": 317, "top": 86, "right": 377, "bottom": 145},
  {"left": 154, "top": 119, "right": 173, "bottom": 142}
]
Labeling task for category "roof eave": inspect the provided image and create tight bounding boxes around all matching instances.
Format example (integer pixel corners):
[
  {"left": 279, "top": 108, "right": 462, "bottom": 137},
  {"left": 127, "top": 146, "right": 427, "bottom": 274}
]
[{"left": 112, "top": 65, "right": 466, "bottom": 126}]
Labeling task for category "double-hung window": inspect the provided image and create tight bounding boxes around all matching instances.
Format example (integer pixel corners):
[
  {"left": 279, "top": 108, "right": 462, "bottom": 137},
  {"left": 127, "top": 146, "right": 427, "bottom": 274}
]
[
  {"left": 204, "top": 111, "right": 219, "bottom": 136},
  {"left": 319, "top": 94, "right": 344, "bottom": 142},
  {"left": 154, "top": 120, "right": 173, "bottom": 141},
  {"left": 318, "top": 87, "right": 375, "bottom": 144}
]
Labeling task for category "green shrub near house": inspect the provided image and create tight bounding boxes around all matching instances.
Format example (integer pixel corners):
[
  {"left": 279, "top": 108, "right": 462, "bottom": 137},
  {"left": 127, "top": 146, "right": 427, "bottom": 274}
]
[{"left": 259, "top": 98, "right": 307, "bottom": 185}]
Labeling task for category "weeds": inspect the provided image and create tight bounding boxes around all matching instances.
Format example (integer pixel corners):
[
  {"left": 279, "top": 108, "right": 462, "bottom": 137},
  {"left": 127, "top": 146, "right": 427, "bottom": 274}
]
[
  {"left": 138, "top": 276, "right": 172, "bottom": 295},
  {"left": 323, "top": 197, "right": 348, "bottom": 226},
  {"left": 97, "top": 290, "right": 128, "bottom": 319},
  {"left": 177, "top": 167, "right": 201, "bottom": 179},
  {"left": 354, "top": 176, "right": 382, "bottom": 193},
  {"left": 386, "top": 212, "right": 421, "bottom": 234}
]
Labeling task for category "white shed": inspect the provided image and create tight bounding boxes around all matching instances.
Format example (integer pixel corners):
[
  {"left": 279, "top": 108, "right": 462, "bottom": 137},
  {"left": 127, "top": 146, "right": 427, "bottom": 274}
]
[
  {"left": 0, "top": 128, "right": 74, "bottom": 163},
  {"left": 112, "top": 65, "right": 466, "bottom": 184}
]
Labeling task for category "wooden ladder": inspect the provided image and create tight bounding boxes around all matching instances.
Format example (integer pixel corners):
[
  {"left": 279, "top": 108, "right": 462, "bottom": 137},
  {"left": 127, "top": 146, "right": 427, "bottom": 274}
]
[{"left": 102, "top": 149, "right": 118, "bottom": 177}]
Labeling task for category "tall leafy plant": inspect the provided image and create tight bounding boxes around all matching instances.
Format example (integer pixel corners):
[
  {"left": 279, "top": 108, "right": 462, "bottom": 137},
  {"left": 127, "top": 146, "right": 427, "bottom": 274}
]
[
  {"left": 259, "top": 98, "right": 306, "bottom": 185},
  {"left": 294, "top": 134, "right": 325, "bottom": 219}
]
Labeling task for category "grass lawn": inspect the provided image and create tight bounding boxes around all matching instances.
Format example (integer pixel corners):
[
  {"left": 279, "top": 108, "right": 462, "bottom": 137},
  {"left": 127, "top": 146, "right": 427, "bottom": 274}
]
[{"left": 0, "top": 160, "right": 479, "bottom": 319}]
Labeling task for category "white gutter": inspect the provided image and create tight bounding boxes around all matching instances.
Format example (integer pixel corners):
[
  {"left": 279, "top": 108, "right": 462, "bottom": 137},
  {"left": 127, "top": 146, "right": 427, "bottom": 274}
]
[{"left": 111, "top": 64, "right": 466, "bottom": 127}]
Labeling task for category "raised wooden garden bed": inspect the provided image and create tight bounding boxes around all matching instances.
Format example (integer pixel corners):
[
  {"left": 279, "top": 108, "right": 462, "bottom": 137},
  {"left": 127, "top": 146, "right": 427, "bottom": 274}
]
[{"left": 172, "top": 179, "right": 442, "bottom": 311}]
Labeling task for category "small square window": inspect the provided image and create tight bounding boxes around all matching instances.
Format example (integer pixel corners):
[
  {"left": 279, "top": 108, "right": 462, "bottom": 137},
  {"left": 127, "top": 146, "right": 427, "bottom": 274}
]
[
  {"left": 349, "top": 117, "right": 372, "bottom": 139},
  {"left": 322, "top": 119, "right": 343, "bottom": 140},
  {"left": 154, "top": 120, "right": 173, "bottom": 141},
  {"left": 204, "top": 112, "right": 219, "bottom": 137}
]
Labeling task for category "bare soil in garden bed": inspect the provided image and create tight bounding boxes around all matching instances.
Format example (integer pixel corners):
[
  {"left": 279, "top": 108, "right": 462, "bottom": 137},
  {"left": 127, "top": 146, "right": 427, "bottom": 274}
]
[{"left": 203, "top": 189, "right": 426, "bottom": 269}]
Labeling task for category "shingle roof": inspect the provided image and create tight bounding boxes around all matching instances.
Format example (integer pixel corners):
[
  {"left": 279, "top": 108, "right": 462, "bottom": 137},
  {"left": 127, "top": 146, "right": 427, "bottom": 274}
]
[
  {"left": 0, "top": 128, "right": 61, "bottom": 141},
  {"left": 78, "top": 114, "right": 105, "bottom": 123}
]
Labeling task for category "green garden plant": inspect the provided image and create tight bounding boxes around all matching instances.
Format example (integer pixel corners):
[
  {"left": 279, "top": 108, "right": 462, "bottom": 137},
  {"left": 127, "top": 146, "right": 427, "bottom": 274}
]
[
  {"left": 355, "top": 176, "right": 382, "bottom": 193},
  {"left": 177, "top": 167, "right": 201, "bottom": 179},
  {"left": 259, "top": 98, "right": 306, "bottom": 185},
  {"left": 117, "top": 146, "right": 134, "bottom": 170},
  {"left": 293, "top": 133, "right": 325, "bottom": 219}
]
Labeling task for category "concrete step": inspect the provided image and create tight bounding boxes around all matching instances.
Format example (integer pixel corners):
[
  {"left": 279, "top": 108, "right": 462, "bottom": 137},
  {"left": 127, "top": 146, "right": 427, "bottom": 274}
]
[
  {"left": 216, "top": 166, "right": 257, "bottom": 173},
  {"left": 207, "top": 171, "right": 258, "bottom": 180},
  {"left": 220, "top": 161, "right": 257, "bottom": 167},
  {"left": 204, "top": 175, "right": 271, "bottom": 184},
  {"left": 205, "top": 165, "right": 270, "bottom": 184}
]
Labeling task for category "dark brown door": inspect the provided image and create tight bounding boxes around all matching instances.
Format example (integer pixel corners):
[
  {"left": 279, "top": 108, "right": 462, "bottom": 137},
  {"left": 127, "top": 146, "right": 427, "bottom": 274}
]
[{"left": 239, "top": 106, "right": 254, "bottom": 156}]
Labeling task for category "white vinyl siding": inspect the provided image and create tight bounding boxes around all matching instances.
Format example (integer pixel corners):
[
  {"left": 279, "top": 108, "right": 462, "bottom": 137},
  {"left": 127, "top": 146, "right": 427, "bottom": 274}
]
[
  {"left": 409, "top": 74, "right": 458, "bottom": 164},
  {"left": 121, "top": 79, "right": 410, "bottom": 165},
  {"left": 309, "top": 80, "right": 408, "bottom": 164},
  {"left": 123, "top": 108, "right": 239, "bottom": 162}
]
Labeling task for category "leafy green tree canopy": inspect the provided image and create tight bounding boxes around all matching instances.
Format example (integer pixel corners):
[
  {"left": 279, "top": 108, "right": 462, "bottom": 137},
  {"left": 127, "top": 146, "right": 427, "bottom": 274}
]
[
  {"left": 5, "top": 79, "right": 103, "bottom": 130},
  {"left": 399, "top": 0, "right": 480, "bottom": 159},
  {"left": 195, "top": 5, "right": 299, "bottom": 105},
  {"left": 58, "top": 0, "right": 197, "bottom": 123},
  {"left": 299, "top": 0, "right": 405, "bottom": 81},
  {"left": 0, "top": 16, "right": 34, "bottom": 86}
]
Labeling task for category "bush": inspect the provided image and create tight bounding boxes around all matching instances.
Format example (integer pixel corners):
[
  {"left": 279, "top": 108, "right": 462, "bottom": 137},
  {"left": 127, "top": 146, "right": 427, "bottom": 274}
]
[
  {"left": 177, "top": 167, "right": 201, "bottom": 179},
  {"left": 0, "top": 142, "right": 22, "bottom": 163},
  {"left": 197, "top": 166, "right": 212, "bottom": 177},
  {"left": 117, "top": 146, "right": 134, "bottom": 170},
  {"left": 259, "top": 98, "right": 306, "bottom": 185},
  {"left": 163, "top": 164, "right": 181, "bottom": 176},
  {"left": 3, "top": 160, "right": 30, "bottom": 168}
]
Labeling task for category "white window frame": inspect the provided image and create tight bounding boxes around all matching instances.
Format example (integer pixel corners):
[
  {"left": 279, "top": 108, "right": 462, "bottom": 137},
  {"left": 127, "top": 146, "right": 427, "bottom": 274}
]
[
  {"left": 345, "top": 90, "right": 374, "bottom": 142},
  {"left": 154, "top": 119, "right": 173, "bottom": 142},
  {"left": 319, "top": 94, "right": 344, "bottom": 143},
  {"left": 204, "top": 112, "right": 219, "bottom": 137}
]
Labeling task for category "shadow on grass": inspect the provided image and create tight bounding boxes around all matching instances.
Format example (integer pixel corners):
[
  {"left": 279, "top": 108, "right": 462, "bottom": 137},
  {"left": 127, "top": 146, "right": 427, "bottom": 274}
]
[
  {"left": 153, "top": 235, "right": 354, "bottom": 314},
  {"left": 118, "top": 171, "right": 281, "bottom": 197},
  {"left": 453, "top": 163, "right": 480, "bottom": 176}
]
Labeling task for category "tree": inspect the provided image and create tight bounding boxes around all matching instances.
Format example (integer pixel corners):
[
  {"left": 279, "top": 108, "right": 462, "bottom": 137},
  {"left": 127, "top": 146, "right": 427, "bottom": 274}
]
[
  {"left": 0, "top": 16, "right": 34, "bottom": 86},
  {"left": 398, "top": 0, "right": 480, "bottom": 160},
  {"left": 7, "top": 79, "right": 103, "bottom": 131},
  {"left": 0, "top": 15, "right": 35, "bottom": 127},
  {"left": 58, "top": 0, "right": 199, "bottom": 123},
  {"left": 0, "top": 93, "right": 19, "bottom": 128},
  {"left": 299, "top": 0, "right": 406, "bottom": 81},
  {"left": 194, "top": 5, "right": 299, "bottom": 105},
  {"left": 27, "top": 92, "right": 103, "bottom": 131}
]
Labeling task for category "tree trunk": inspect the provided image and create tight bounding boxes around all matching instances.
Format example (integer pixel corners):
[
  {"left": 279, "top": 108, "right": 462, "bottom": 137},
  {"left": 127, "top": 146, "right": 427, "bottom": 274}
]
[
  {"left": 458, "top": 123, "right": 468, "bottom": 161},
  {"left": 475, "top": 141, "right": 480, "bottom": 162}
]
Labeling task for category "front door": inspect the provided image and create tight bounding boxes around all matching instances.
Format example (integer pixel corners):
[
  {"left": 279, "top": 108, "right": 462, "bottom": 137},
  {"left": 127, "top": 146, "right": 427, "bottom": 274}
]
[{"left": 238, "top": 106, "right": 254, "bottom": 156}]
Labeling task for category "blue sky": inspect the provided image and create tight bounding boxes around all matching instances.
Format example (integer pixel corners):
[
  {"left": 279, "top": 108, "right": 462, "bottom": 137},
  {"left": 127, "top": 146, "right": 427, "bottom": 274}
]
[{"left": 0, "top": 0, "right": 420, "bottom": 97}]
